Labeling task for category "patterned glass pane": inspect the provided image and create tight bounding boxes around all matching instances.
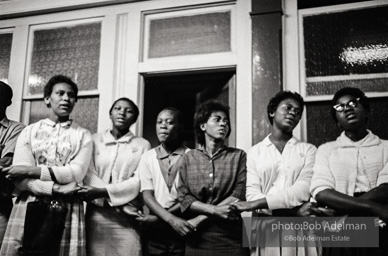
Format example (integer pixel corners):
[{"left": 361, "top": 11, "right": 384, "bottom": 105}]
[
  {"left": 28, "top": 23, "right": 101, "bottom": 95},
  {"left": 29, "top": 97, "right": 99, "bottom": 133},
  {"left": 148, "top": 12, "right": 231, "bottom": 58},
  {"left": 303, "top": 6, "right": 388, "bottom": 77},
  {"left": 0, "top": 33, "right": 12, "bottom": 83},
  {"left": 306, "top": 97, "right": 388, "bottom": 147}
]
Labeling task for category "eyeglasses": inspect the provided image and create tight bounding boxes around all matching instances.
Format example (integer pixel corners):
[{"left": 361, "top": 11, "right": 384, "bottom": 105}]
[{"left": 333, "top": 98, "right": 360, "bottom": 112}]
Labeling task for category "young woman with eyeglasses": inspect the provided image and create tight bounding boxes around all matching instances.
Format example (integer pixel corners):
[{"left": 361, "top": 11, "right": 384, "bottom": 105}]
[{"left": 310, "top": 87, "right": 388, "bottom": 256}]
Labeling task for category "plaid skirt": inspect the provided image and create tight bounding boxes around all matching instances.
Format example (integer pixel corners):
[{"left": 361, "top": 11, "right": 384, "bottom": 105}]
[{"left": 0, "top": 192, "right": 86, "bottom": 256}]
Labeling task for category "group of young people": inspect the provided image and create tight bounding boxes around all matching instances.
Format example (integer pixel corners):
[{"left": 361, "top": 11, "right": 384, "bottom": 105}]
[{"left": 0, "top": 74, "right": 387, "bottom": 256}]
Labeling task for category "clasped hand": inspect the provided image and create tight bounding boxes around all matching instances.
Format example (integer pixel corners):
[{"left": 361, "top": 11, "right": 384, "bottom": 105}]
[
  {"left": 1, "top": 165, "right": 39, "bottom": 180},
  {"left": 213, "top": 204, "right": 240, "bottom": 220}
]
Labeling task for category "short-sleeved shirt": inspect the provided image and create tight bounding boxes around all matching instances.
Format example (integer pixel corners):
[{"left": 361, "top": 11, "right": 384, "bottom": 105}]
[
  {"left": 177, "top": 146, "right": 247, "bottom": 213},
  {"left": 0, "top": 117, "right": 25, "bottom": 159},
  {"left": 155, "top": 145, "right": 187, "bottom": 191},
  {"left": 139, "top": 145, "right": 189, "bottom": 209}
]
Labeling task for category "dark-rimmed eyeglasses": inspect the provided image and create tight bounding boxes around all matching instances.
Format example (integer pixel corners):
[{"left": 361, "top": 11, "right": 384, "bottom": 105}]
[{"left": 333, "top": 98, "right": 360, "bottom": 112}]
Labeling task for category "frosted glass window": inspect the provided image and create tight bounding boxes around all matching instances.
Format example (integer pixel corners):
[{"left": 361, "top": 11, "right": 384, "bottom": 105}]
[
  {"left": 0, "top": 33, "right": 12, "bottom": 83},
  {"left": 29, "top": 97, "right": 99, "bottom": 133},
  {"left": 303, "top": 6, "right": 388, "bottom": 96},
  {"left": 148, "top": 12, "right": 231, "bottom": 58},
  {"left": 28, "top": 22, "right": 101, "bottom": 95}
]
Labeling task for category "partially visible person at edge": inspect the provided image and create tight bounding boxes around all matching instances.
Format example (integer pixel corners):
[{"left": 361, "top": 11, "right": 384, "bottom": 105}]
[
  {"left": 310, "top": 87, "right": 388, "bottom": 256},
  {"left": 77, "top": 97, "right": 151, "bottom": 256},
  {"left": 137, "top": 107, "right": 193, "bottom": 256},
  {"left": 0, "top": 81, "right": 25, "bottom": 246},
  {"left": 0, "top": 75, "right": 93, "bottom": 255},
  {"left": 177, "top": 101, "right": 249, "bottom": 256},
  {"left": 232, "top": 91, "right": 319, "bottom": 256}
]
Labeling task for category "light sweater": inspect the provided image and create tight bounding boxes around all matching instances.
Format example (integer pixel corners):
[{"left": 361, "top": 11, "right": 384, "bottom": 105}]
[
  {"left": 12, "top": 119, "right": 93, "bottom": 196},
  {"left": 310, "top": 130, "right": 388, "bottom": 198},
  {"left": 83, "top": 130, "right": 151, "bottom": 207}
]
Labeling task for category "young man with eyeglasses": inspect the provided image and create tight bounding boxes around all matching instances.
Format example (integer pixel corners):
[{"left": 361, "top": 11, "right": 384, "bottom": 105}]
[{"left": 310, "top": 87, "right": 388, "bottom": 256}]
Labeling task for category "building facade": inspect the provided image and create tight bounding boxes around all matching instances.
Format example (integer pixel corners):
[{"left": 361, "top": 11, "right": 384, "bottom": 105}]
[{"left": 0, "top": 0, "right": 387, "bottom": 150}]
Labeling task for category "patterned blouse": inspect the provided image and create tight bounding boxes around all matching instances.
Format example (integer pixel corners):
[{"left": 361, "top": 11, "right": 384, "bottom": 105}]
[{"left": 31, "top": 119, "right": 73, "bottom": 167}]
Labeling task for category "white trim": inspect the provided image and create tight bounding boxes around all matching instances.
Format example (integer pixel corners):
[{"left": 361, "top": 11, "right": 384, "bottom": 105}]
[
  {"left": 96, "top": 13, "right": 116, "bottom": 133},
  {"left": 306, "top": 73, "right": 388, "bottom": 83},
  {"left": 298, "top": 0, "right": 388, "bottom": 16},
  {"left": 0, "top": 0, "right": 143, "bottom": 17},
  {"left": 123, "top": 9, "right": 143, "bottom": 136},
  {"left": 298, "top": 4, "right": 307, "bottom": 101},
  {"left": 138, "top": 53, "right": 237, "bottom": 73},
  {"left": 22, "top": 90, "right": 100, "bottom": 100},
  {"left": 27, "top": 17, "right": 103, "bottom": 31},
  {"left": 136, "top": 74, "right": 145, "bottom": 137},
  {"left": 113, "top": 13, "right": 129, "bottom": 101},
  {"left": 7, "top": 25, "right": 29, "bottom": 122},
  {"left": 0, "top": 28, "right": 14, "bottom": 34},
  {"left": 283, "top": 0, "right": 302, "bottom": 141},
  {"left": 234, "top": 0, "right": 251, "bottom": 150}
]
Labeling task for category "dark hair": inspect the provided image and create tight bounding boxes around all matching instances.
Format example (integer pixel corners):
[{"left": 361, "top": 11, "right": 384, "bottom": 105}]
[
  {"left": 330, "top": 87, "right": 369, "bottom": 123},
  {"left": 43, "top": 75, "right": 78, "bottom": 101},
  {"left": 267, "top": 91, "right": 304, "bottom": 125},
  {"left": 159, "top": 107, "right": 184, "bottom": 126},
  {"left": 194, "top": 100, "right": 231, "bottom": 146},
  {"left": 109, "top": 97, "right": 139, "bottom": 123},
  {"left": 0, "top": 81, "right": 13, "bottom": 106}
]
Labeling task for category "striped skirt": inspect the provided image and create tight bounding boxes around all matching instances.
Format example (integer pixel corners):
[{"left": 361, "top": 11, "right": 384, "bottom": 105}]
[{"left": 0, "top": 192, "right": 85, "bottom": 256}]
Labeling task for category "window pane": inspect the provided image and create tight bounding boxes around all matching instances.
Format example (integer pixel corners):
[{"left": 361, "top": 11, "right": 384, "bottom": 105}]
[
  {"left": 28, "top": 22, "right": 101, "bottom": 95},
  {"left": 148, "top": 12, "right": 231, "bottom": 58},
  {"left": 303, "top": 6, "right": 388, "bottom": 77},
  {"left": 29, "top": 97, "right": 99, "bottom": 133},
  {"left": 0, "top": 33, "right": 12, "bottom": 83}
]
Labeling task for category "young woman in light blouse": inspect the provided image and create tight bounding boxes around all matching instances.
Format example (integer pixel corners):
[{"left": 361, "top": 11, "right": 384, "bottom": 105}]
[
  {"left": 77, "top": 97, "right": 151, "bottom": 256},
  {"left": 177, "top": 101, "right": 249, "bottom": 256},
  {"left": 0, "top": 75, "right": 93, "bottom": 256},
  {"left": 233, "top": 91, "right": 319, "bottom": 256},
  {"left": 310, "top": 87, "right": 388, "bottom": 256}
]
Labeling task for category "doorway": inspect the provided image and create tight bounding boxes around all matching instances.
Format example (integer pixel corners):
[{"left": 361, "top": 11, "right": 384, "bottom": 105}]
[{"left": 142, "top": 70, "right": 236, "bottom": 148}]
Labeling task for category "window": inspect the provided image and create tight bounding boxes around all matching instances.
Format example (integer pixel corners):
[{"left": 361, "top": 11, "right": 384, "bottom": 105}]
[
  {"left": 143, "top": 6, "right": 233, "bottom": 60},
  {"left": 24, "top": 20, "right": 101, "bottom": 133},
  {"left": 299, "top": 3, "right": 388, "bottom": 146}
]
